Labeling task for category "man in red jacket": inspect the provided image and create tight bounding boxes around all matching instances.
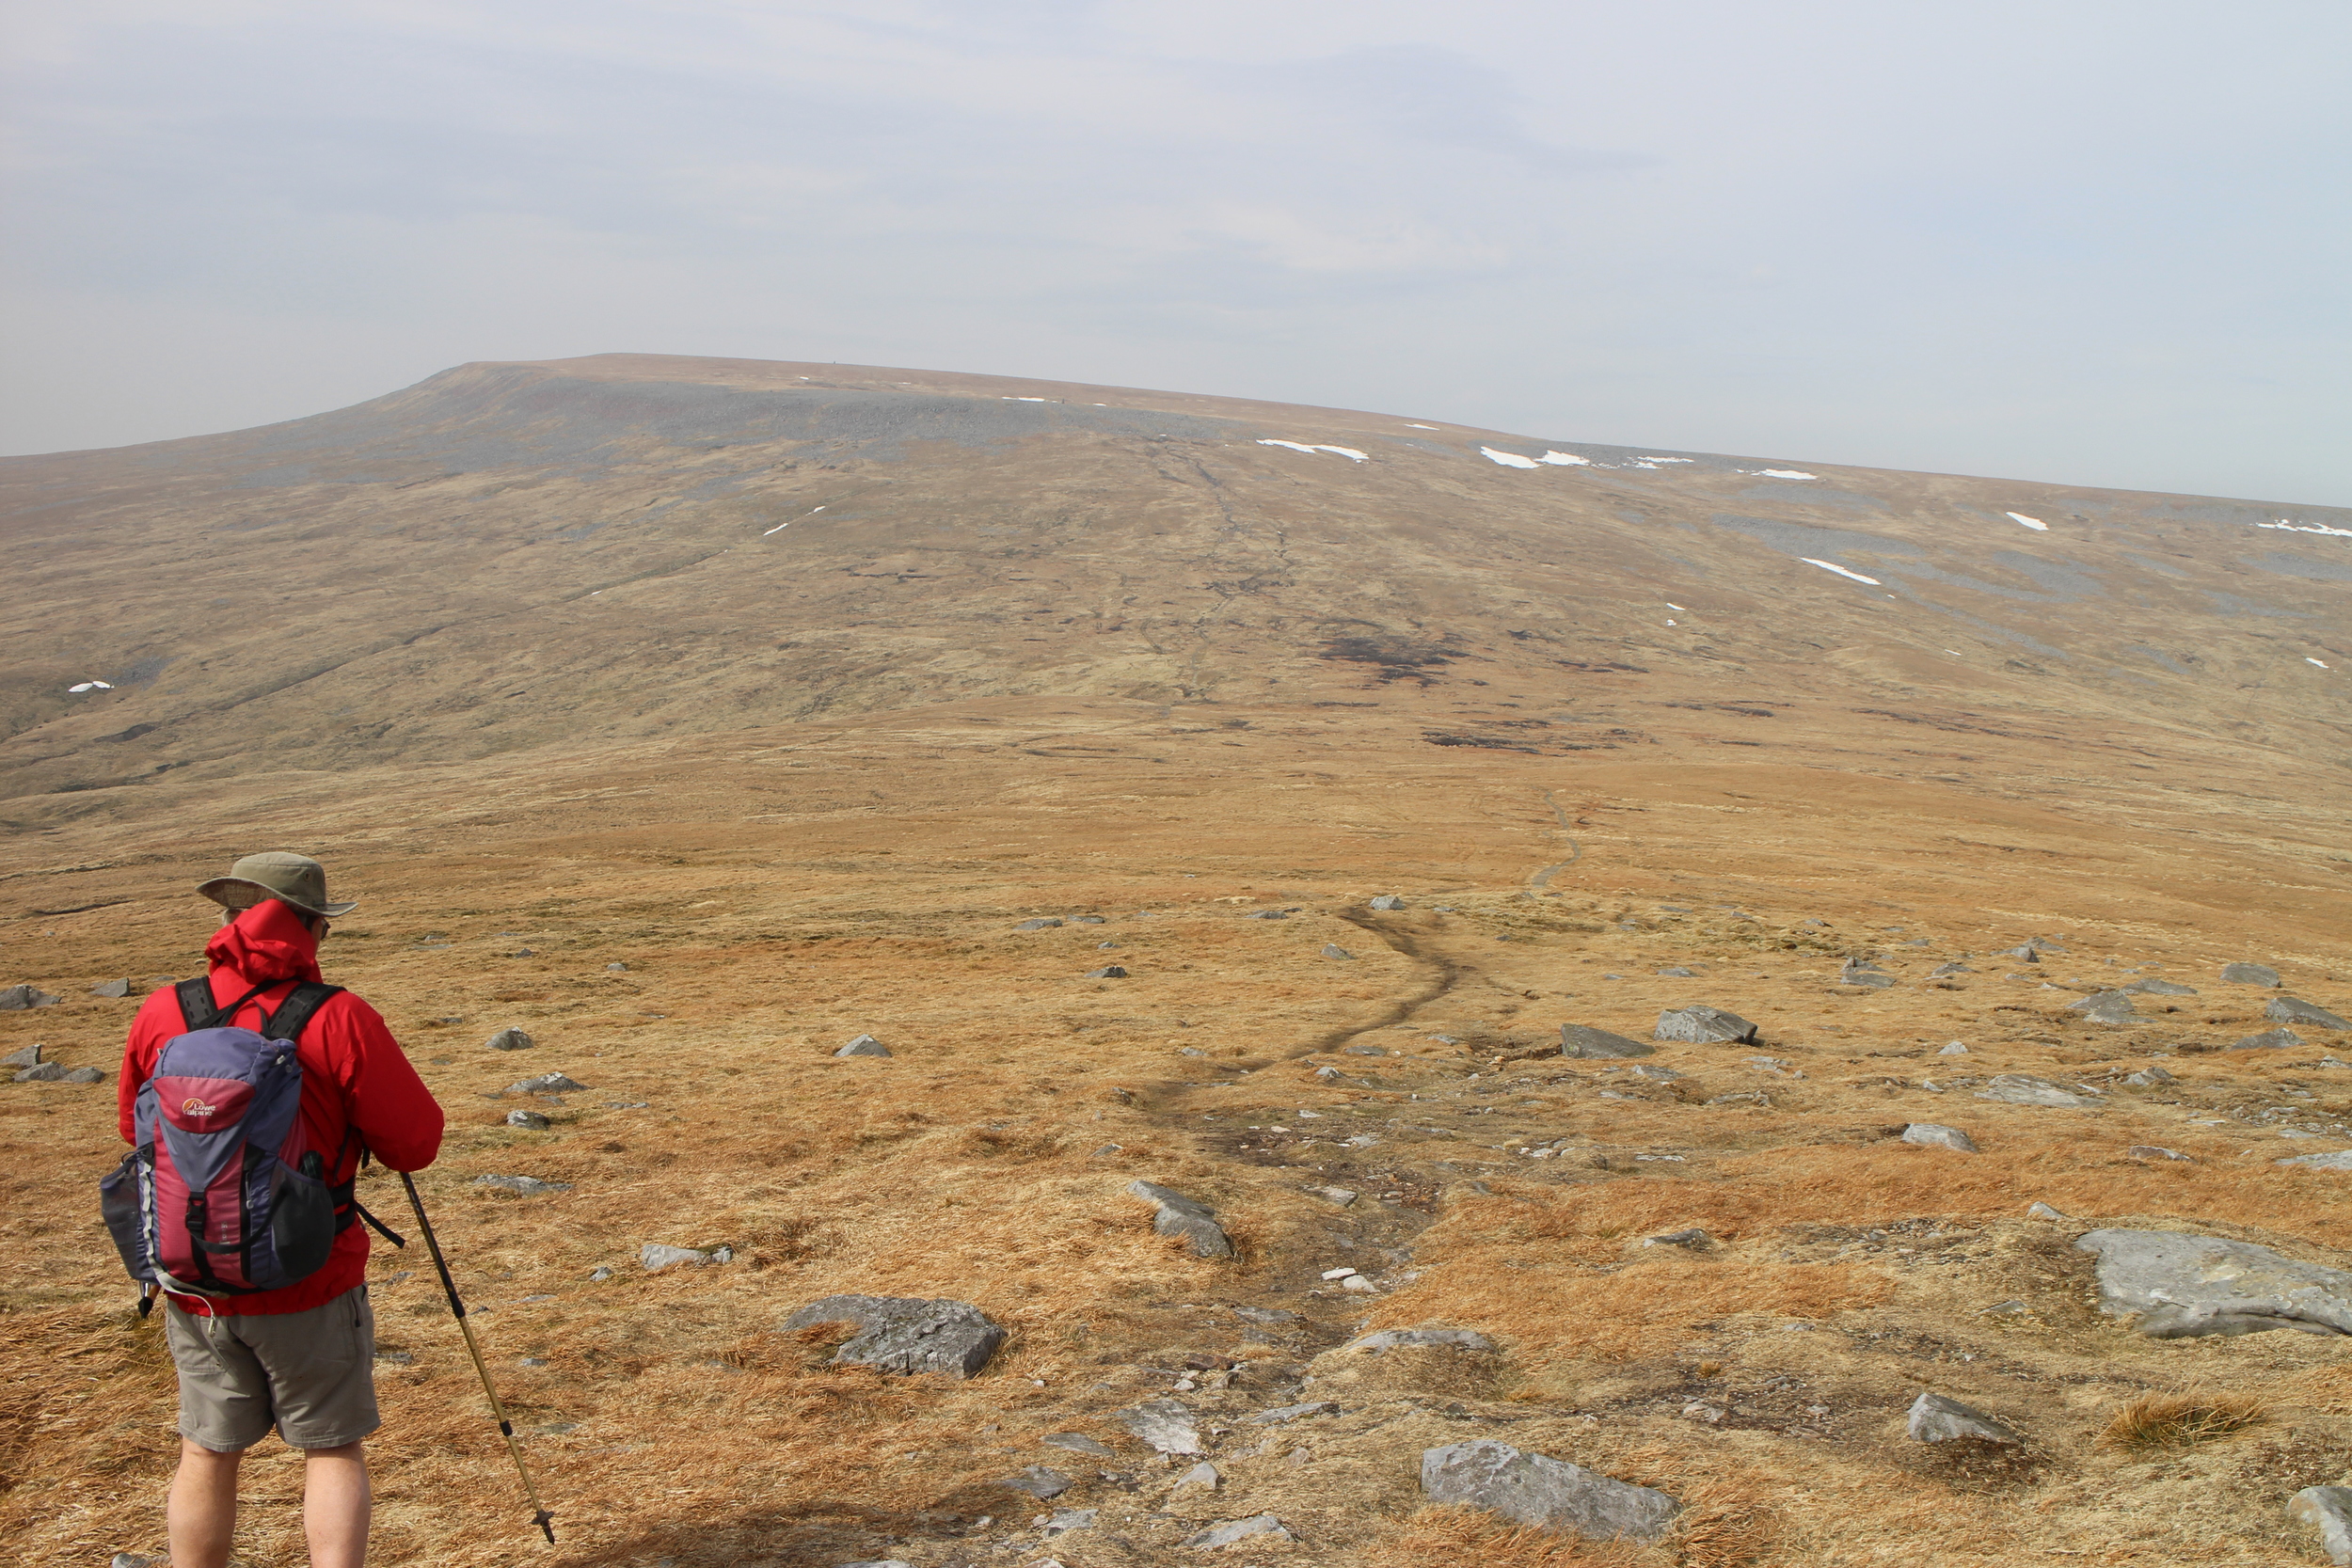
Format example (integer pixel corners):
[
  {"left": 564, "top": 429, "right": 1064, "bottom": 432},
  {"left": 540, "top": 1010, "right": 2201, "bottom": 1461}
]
[{"left": 119, "top": 851, "right": 443, "bottom": 1568}]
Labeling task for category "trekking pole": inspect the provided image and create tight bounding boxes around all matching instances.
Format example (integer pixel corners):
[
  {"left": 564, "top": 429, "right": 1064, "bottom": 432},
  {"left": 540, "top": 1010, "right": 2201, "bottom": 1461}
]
[{"left": 398, "top": 1171, "right": 557, "bottom": 1544}]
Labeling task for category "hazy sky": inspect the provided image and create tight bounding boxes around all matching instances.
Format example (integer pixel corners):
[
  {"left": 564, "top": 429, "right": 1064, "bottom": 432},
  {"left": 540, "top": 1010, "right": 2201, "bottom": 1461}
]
[{"left": 6, "top": 1, "right": 2349, "bottom": 504}]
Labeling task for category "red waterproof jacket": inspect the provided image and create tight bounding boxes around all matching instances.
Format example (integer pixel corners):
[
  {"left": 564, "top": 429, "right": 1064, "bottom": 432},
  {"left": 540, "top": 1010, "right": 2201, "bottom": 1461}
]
[{"left": 119, "top": 900, "right": 444, "bottom": 1316}]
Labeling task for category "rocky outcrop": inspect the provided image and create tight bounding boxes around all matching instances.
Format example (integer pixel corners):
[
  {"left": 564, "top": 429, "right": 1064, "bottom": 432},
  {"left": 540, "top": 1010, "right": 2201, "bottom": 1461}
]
[
  {"left": 1421, "top": 1439, "right": 1679, "bottom": 1541},
  {"left": 2074, "top": 1229, "right": 2352, "bottom": 1338}
]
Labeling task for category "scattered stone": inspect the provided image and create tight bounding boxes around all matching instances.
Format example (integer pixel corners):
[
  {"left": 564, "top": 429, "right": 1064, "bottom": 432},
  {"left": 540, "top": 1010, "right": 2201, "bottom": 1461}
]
[
  {"left": 2269, "top": 997, "right": 2350, "bottom": 1031},
  {"left": 1245, "top": 910, "right": 1287, "bottom": 920},
  {"left": 1089, "top": 1142, "right": 1122, "bottom": 1158},
  {"left": 2068, "top": 990, "right": 2139, "bottom": 1024},
  {"left": 605, "top": 962, "right": 627, "bottom": 972},
  {"left": 1632, "top": 1063, "right": 1682, "bottom": 1081},
  {"left": 1172, "top": 1461, "right": 1220, "bottom": 1493},
  {"left": 1999, "top": 945, "right": 2039, "bottom": 963},
  {"left": 1125, "top": 1180, "right": 1233, "bottom": 1259},
  {"left": 834, "top": 1035, "right": 891, "bottom": 1057},
  {"left": 997, "top": 1465, "right": 1072, "bottom": 1499},
  {"left": 505, "top": 1110, "right": 550, "bottom": 1130},
  {"left": 506, "top": 1072, "right": 587, "bottom": 1093},
  {"left": 1322, "top": 1266, "right": 1358, "bottom": 1281},
  {"left": 1322, "top": 944, "right": 1355, "bottom": 959},
  {"left": 1657, "top": 966, "right": 1695, "bottom": 977},
  {"left": 1420, "top": 1439, "right": 1679, "bottom": 1542},
  {"left": 1342, "top": 1275, "right": 1376, "bottom": 1292},
  {"left": 1343, "top": 1044, "right": 1388, "bottom": 1055},
  {"left": 1653, "top": 1006, "right": 1758, "bottom": 1044},
  {"left": 641, "top": 1243, "right": 716, "bottom": 1272},
  {"left": 1073, "top": 915, "right": 1105, "bottom": 925},
  {"left": 1840, "top": 959, "right": 1896, "bottom": 989},
  {"left": 1977, "top": 1074, "right": 2101, "bottom": 1108},
  {"left": 485, "top": 1027, "right": 534, "bottom": 1052},
  {"left": 2129, "top": 1146, "right": 2192, "bottom": 1162},
  {"left": 2027, "top": 1202, "right": 2070, "bottom": 1220},
  {"left": 1041, "top": 1507, "right": 1096, "bottom": 1537},
  {"left": 62, "top": 1066, "right": 103, "bottom": 1084},
  {"left": 1346, "top": 1327, "right": 1496, "bottom": 1354},
  {"left": 2123, "top": 978, "right": 2197, "bottom": 996},
  {"left": 1232, "top": 1306, "right": 1297, "bottom": 1324},
  {"left": 473, "top": 1175, "right": 575, "bottom": 1196},
  {"left": 2288, "top": 1486, "right": 2352, "bottom": 1566},
  {"left": 2221, "top": 962, "right": 2281, "bottom": 987},
  {"left": 2123, "top": 1065, "right": 2176, "bottom": 1085},
  {"left": 1182, "top": 1514, "right": 1290, "bottom": 1550},
  {"left": 1939, "top": 1040, "right": 1969, "bottom": 1054},
  {"left": 1014, "top": 918, "right": 1063, "bottom": 930},
  {"left": 1557, "top": 1023, "right": 1654, "bottom": 1059},
  {"left": 111, "top": 1556, "right": 156, "bottom": 1568},
  {"left": 1644, "top": 1227, "right": 1713, "bottom": 1249},
  {"left": 1307, "top": 1184, "right": 1358, "bottom": 1207},
  {"left": 590, "top": 1267, "right": 612, "bottom": 1281},
  {"left": 1982, "top": 1300, "right": 2029, "bottom": 1316},
  {"left": 2234, "top": 1028, "right": 2304, "bottom": 1050},
  {"left": 14, "top": 1062, "right": 66, "bottom": 1082},
  {"left": 2075, "top": 1229, "right": 2352, "bottom": 1337},
  {"left": 783, "top": 1294, "right": 1007, "bottom": 1377},
  {"left": 1085, "top": 966, "right": 1128, "bottom": 979},
  {"left": 1902, "top": 1123, "right": 1979, "bottom": 1153},
  {"left": 89, "top": 977, "right": 131, "bottom": 998},
  {"left": 1368, "top": 895, "right": 1406, "bottom": 911},
  {"left": 1930, "top": 963, "right": 1975, "bottom": 977},
  {"left": 0, "top": 985, "right": 60, "bottom": 1010},
  {"left": 2278, "top": 1150, "right": 2352, "bottom": 1171},
  {"left": 1, "top": 1044, "right": 40, "bottom": 1068},
  {"left": 1245, "top": 1401, "right": 1339, "bottom": 1425},
  {"left": 1115, "top": 1399, "right": 1202, "bottom": 1455},
  {"left": 1041, "top": 1432, "right": 1115, "bottom": 1457},
  {"left": 1907, "top": 1392, "right": 2023, "bottom": 1444}
]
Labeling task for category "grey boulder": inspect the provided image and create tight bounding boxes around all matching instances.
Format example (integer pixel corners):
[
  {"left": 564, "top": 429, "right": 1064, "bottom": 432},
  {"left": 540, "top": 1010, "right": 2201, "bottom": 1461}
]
[
  {"left": 485, "top": 1027, "right": 534, "bottom": 1052},
  {"left": 1041, "top": 1432, "right": 1115, "bottom": 1457},
  {"left": 1126, "top": 1180, "right": 1233, "bottom": 1259},
  {"left": 1084, "top": 966, "right": 1127, "bottom": 979},
  {"left": 506, "top": 1072, "right": 587, "bottom": 1093},
  {"left": 2221, "top": 962, "right": 2281, "bottom": 987},
  {"left": 2067, "top": 990, "right": 2139, "bottom": 1024},
  {"left": 1115, "top": 1398, "right": 1202, "bottom": 1455},
  {"left": 1185, "top": 1515, "right": 1291, "bottom": 1548},
  {"left": 997, "top": 1465, "right": 1072, "bottom": 1499},
  {"left": 2288, "top": 1486, "right": 2352, "bottom": 1566},
  {"left": 2233, "top": 1028, "right": 2303, "bottom": 1050},
  {"left": 2269, "top": 996, "right": 2350, "bottom": 1031},
  {"left": 1014, "top": 917, "right": 1063, "bottom": 930},
  {"left": 0, "top": 1044, "right": 40, "bottom": 1068},
  {"left": 1421, "top": 1439, "right": 1678, "bottom": 1542},
  {"left": 834, "top": 1034, "right": 891, "bottom": 1057},
  {"left": 782, "top": 1293, "right": 1006, "bottom": 1378},
  {"left": 505, "top": 1110, "right": 550, "bottom": 1130},
  {"left": 14, "top": 1062, "right": 67, "bottom": 1082},
  {"left": 2074, "top": 1228, "right": 2352, "bottom": 1337},
  {"left": 90, "top": 977, "right": 132, "bottom": 998},
  {"left": 1322, "top": 944, "right": 1355, "bottom": 959},
  {"left": 1977, "top": 1074, "right": 2101, "bottom": 1108},
  {"left": 1653, "top": 1006, "right": 1758, "bottom": 1044},
  {"left": 641, "top": 1243, "right": 719, "bottom": 1272},
  {"left": 1245, "top": 910, "right": 1288, "bottom": 920},
  {"left": 1558, "top": 1023, "right": 1654, "bottom": 1059},
  {"left": 1368, "top": 895, "right": 1406, "bottom": 911},
  {"left": 1901, "top": 1123, "right": 1979, "bottom": 1153},
  {"left": 1345, "top": 1327, "right": 1495, "bottom": 1354},
  {"left": 1907, "top": 1392, "right": 2023, "bottom": 1444},
  {"left": 1840, "top": 959, "right": 1895, "bottom": 989},
  {"left": 62, "top": 1066, "right": 104, "bottom": 1084},
  {"left": 0, "top": 985, "right": 60, "bottom": 1009}
]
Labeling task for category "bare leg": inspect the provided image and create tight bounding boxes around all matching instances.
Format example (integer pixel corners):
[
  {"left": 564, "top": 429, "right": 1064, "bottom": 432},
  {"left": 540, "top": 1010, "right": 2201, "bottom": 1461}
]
[
  {"left": 302, "top": 1441, "right": 371, "bottom": 1568},
  {"left": 167, "top": 1438, "right": 243, "bottom": 1568}
]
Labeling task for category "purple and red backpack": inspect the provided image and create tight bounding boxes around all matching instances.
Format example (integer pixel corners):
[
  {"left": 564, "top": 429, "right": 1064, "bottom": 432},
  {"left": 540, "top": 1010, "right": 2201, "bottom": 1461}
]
[{"left": 101, "top": 978, "right": 382, "bottom": 1308}]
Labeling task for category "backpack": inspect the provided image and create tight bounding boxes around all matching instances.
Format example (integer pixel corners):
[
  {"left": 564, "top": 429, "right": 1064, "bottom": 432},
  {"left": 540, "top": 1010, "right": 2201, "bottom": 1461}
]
[{"left": 101, "top": 978, "right": 365, "bottom": 1307}]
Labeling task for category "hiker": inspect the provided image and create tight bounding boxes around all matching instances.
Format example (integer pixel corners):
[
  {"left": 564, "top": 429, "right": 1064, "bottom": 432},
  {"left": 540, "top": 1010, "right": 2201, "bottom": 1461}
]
[{"left": 114, "top": 852, "right": 443, "bottom": 1568}]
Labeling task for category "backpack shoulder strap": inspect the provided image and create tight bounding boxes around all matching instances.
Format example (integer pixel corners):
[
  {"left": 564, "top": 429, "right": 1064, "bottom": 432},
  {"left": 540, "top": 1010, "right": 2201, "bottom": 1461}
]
[
  {"left": 261, "top": 982, "right": 344, "bottom": 1043},
  {"left": 173, "top": 977, "right": 220, "bottom": 1031}
]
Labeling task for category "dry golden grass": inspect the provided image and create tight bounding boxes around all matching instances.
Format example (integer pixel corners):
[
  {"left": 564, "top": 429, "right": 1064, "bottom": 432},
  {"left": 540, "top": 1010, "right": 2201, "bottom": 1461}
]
[{"left": 2096, "top": 1391, "right": 2269, "bottom": 1451}]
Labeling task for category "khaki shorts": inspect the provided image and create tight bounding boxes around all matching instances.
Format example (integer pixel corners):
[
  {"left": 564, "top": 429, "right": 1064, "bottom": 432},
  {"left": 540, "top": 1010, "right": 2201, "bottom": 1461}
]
[{"left": 164, "top": 1286, "right": 380, "bottom": 1452}]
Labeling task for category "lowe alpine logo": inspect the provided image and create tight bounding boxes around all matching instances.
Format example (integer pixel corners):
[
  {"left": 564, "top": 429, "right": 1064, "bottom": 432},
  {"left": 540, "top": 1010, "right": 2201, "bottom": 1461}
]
[{"left": 182, "top": 1097, "right": 221, "bottom": 1117}]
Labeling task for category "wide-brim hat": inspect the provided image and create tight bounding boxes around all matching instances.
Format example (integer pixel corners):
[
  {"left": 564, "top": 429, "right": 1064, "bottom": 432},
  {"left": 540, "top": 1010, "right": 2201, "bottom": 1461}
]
[{"left": 197, "top": 851, "right": 358, "bottom": 918}]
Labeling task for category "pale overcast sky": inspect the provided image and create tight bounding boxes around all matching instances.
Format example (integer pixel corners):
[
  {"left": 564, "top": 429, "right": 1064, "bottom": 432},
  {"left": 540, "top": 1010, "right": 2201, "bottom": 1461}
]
[{"left": 5, "top": 1, "right": 2348, "bottom": 505}]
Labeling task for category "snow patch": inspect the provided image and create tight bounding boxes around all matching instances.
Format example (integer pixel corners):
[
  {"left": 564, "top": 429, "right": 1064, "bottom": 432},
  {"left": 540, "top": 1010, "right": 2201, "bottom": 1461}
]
[
  {"left": 68, "top": 681, "right": 112, "bottom": 693},
  {"left": 1539, "top": 451, "right": 1591, "bottom": 467},
  {"left": 2312, "top": 657, "right": 2333, "bottom": 669},
  {"left": 1801, "top": 559, "right": 1882, "bottom": 586},
  {"left": 1260, "top": 439, "right": 1367, "bottom": 462},
  {"left": 1757, "top": 468, "right": 1817, "bottom": 480},
  {"left": 1480, "top": 447, "right": 1540, "bottom": 469},
  {"left": 763, "top": 504, "right": 825, "bottom": 537},
  {"left": 2259, "top": 518, "right": 2352, "bottom": 538},
  {"left": 1666, "top": 603, "right": 1686, "bottom": 610},
  {"left": 1002, "top": 396, "right": 1049, "bottom": 402},
  {"left": 2006, "top": 512, "right": 2049, "bottom": 531},
  {"left": 1405, "top": 423, "right": 1439, "bottom": 430}
]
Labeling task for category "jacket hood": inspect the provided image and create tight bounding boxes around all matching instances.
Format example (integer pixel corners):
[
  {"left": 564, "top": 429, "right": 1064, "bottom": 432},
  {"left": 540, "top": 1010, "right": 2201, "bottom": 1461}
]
[{"left": 205, "top": 898, "right": 325, "bottom": 987}]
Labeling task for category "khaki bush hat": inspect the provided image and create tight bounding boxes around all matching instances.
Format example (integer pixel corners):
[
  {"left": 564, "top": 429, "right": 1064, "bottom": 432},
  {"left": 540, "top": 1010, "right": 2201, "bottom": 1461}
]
[{"left": 196, "top": 851, "right": 358, "bottom": 918}]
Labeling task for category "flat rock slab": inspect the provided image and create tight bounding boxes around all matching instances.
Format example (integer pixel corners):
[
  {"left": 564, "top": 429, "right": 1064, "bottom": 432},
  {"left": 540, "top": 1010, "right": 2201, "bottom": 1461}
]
[
  {"left": 1840, "top": 960, "right": 1895, "bottom": 989},
  {"left": 782, "top": 1293, "right": 1006, "bottom": 1378},
  {"left": 996, "top": 1465, "right": 1071, "bottom": 1498},
  {"left": 0, "top": 985, "right": 60, "bottom": 1009},
  {"left": 90, "top": 977, "right": 132, "bottom": 998},
  {"left": 485, "top": 1027, "right": 534, "bottom": 1052},
  {"left": 1559, "top": 1023, "right": 1654, "bottom": 1059},
  {"left": 2279, "top": 1150, "right": 2352, "bottom": 1171},
  {"left": 1977, "top": 1074, "right": 2101, "bottom": 1108},
  {"left": 2222, "top": 962, "right": 2282, "bottom": 987},
  {"left": 2270, "top": 997, "right": 2350, "bottom": 1031},
  {"left": 1041, "top": 1432, "right": 1114, "bottom": 1457},
  {"left": 1243, "top": 1401, "right": 1338, "bottom": 1426},
  {"left": 1126, "top": 1180, "right": 1233, "bottom": 1259},
  {"left": 2122, "top": 978, "right": 2197, "bottom": 996},
  {"left": 2288, "top": 1486, "right": 2352, "bottom": 1566},
  {"left": 1186, "top": 1514, "right": 1291, "bottom": 1548},
  {"left": 2074, "top": 1229, "right": 2352, "bottom": 1338},
  {"left": 1115, "top": 1398, "right": 1202, "bottom": 1454},
  {"left": 1422, "top": 1439, "right": 1679, "bottom": 1542},
  {"left": 1908, "top": 1392, "right": 2023, "bottom": 1444},
  {"left": 1014, "top": 917, "right": 1062, "bottom": 929},
  {"left": 1345, "top": 1328, "right": 1496, "bottom": 1354},
  {"left": 1902, "top": 1123, "right": 1979, "bottom": 1152},
  {"left": 1653, "top": 1006, "right": 1757, "bottom": 1044}
]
